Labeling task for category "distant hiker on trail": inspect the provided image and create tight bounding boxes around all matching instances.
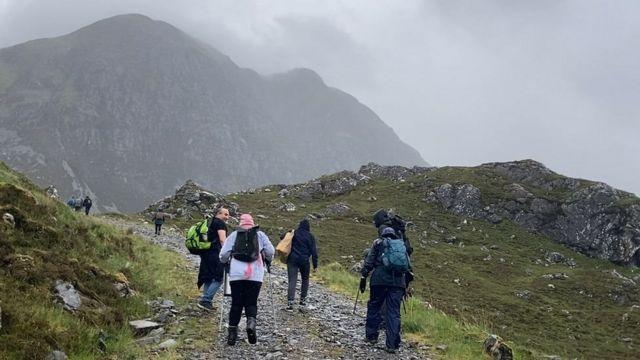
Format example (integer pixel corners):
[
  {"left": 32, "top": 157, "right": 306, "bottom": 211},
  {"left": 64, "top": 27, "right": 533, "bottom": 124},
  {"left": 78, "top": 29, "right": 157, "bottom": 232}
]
[
  {"left": 82, "top": 195, "right": 92, "bottom": 215},
  {"left": 286, "top": 218, "right": 318, "bottom": 311},
  {"left": 196, "top": 207, "right": 229, "bottom": 311},
  {"left": 152, "top": 209, "right": 169, "bottom": 236},
  {"left": 219, "top": 214, "right": 274, "bottom": 346},
  {"left": 360, "top": 227, "right": 413, "bottom": 354},
  {"left": 74, "top": 197, "right": 83, "bottom": 212},
  {"left": 67, "top": 196, "right": 76, "bottom": 209}
]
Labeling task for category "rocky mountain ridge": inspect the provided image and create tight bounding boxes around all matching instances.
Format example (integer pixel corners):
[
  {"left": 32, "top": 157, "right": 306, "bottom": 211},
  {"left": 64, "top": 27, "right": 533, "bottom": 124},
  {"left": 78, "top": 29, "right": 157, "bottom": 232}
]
[
  {"left": 151, "top": 160, "right": 640, "bottom": 266},
  {"left": 0, "top": 14, "right": 425, "bottom": 212}
]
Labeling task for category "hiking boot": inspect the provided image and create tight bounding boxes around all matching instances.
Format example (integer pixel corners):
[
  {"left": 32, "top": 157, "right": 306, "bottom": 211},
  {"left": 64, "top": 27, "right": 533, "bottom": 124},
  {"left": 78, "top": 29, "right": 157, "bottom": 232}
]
[
  {"left": 227, "top": 326, "right": 238, "bottom": 346},
  {"left": 197, "top": 301, "right": 213, "bottom": 311},
  {"left": 246, "top": 317, "right": 257, "bottom": 344},
  {"left": 299, "top": 298, "right": 306, "bottom": 307},
  {"left": 365, "top": 337, "right": 378, "bottom": 345},
  {"left": 385, "top": 347, "right": 397, "bottom": 354},
  {"left": 285, "top": 301, "right": 294, "bottom": 311}
]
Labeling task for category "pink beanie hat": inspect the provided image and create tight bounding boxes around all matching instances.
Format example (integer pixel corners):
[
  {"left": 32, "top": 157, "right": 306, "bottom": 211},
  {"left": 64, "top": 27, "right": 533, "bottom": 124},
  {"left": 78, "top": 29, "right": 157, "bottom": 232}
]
[{"left": 239, "top": 214, "right": 255, "bottom": 229}]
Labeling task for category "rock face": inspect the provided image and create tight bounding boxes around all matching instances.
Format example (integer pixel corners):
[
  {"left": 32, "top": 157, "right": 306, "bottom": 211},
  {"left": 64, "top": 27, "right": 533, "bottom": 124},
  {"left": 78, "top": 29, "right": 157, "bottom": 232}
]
[
  {"left": 0, "top": 14, "right": 426, "bottom": 212},
  {"left": 427, "top": 160, "right": 640, "bottom": 266}
]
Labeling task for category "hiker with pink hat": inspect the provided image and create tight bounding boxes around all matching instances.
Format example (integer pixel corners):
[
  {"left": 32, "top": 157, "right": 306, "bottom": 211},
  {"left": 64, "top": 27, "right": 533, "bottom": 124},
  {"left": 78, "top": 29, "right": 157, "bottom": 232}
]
[{"left": 219, "top": 213, "right": 275, "bottom": 346}]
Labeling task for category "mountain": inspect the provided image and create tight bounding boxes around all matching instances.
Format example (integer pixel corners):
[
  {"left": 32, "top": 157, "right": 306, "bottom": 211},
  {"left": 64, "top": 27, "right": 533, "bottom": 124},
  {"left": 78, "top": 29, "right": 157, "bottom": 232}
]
[
  {"left": 152, "top": 159, "right": 640, "bottom": 358},
  {"left": 0, "top": 14, "right": 426, "bottom": 212}
]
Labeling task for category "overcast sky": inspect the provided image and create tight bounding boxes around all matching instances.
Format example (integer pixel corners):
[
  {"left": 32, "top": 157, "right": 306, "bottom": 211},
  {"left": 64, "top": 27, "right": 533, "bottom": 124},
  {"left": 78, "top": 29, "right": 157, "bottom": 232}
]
[{"left": 1, "top": 0, "right": 638, "bottom": 195}]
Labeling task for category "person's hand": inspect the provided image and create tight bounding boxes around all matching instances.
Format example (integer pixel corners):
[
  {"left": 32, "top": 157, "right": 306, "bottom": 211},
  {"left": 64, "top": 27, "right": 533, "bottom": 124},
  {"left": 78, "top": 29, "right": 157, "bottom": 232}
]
[
  {"left": 405, "top": 287, "right": 414, "bottom": 298},
  {"left": 359, "top": 277, "right": 367, "bottom": 293}
]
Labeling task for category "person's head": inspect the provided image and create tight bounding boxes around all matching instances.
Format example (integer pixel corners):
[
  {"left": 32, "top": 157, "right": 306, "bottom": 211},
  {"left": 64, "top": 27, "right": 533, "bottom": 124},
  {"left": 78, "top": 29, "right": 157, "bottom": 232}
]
[
  {"left": 239, "top": 214, "right": 254, "bottom": 229},
  {"left": 215, "top": 207, "right": 230, "bottom": 222},
  {"left": 85, "top": 195, "right": 89, "bottom": 199},
  {"left": 298, "top": 218, "right": 310, "bottom": 231},
  {"left": 380, "top": 227, "right": 396, "bottom": 238}
]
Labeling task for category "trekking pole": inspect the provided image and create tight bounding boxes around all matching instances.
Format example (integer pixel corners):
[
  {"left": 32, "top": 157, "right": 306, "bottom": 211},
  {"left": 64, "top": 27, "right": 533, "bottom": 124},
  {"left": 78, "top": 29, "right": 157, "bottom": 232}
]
[
  {"left": 218, "top": 269, "right": 227, "bottom": 332},
  {"left": 268, "top": 267, "right": 276, "bottom": 330},
  {"left": 353, "top": 288, "right": 360, "bottom": 314}
]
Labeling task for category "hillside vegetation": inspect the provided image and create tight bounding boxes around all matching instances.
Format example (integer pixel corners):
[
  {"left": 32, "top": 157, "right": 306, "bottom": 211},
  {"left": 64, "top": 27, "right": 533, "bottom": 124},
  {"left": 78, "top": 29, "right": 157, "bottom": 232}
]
[
  {"left": 157, "top": 161, "right": 640, "bottom": 359},
  {"left": 0, "top": 162, "right": 198, "bottom": 359}
]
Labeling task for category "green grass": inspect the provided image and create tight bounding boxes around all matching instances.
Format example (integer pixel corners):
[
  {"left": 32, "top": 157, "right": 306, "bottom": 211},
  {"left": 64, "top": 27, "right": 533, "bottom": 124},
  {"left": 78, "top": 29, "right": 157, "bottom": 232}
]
[
  {"left": 211, "top": 168, "right": 640, "bottom": 359},
  {"left": 0, "top": 162, "right": 203, "bottom": 359}
]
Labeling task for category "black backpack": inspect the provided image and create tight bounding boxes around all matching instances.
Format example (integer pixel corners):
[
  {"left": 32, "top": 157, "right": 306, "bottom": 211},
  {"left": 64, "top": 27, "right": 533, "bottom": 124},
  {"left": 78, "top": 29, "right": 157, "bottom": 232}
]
[
  {"left": 373, "top": 209, "right": 413, "bottom": 256},
  {"left": 232, "top": 226, "right": 260, "bottom": 262}
]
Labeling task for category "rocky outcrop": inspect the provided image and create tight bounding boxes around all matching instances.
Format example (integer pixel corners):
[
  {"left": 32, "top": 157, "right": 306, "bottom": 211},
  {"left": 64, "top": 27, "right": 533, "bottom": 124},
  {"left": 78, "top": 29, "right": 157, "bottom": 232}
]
[
  {"left": 142, "top": 180, "right": 237, "bottom": 220},
  {"left": 427, "top": 160, "right": 640, "bottom": 266}
]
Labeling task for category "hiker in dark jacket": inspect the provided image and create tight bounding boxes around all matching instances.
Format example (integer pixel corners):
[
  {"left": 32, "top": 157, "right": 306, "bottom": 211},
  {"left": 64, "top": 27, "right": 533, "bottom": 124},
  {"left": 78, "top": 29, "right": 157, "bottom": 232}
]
[
  {"left": 360, "top": 227, "right": 412, "bottom": 354},
  {"left": 152, "top": 209, "right": 169, "bottom": 235},
  {"left": 196, "top": 207, "right": 229, "bottom": 311},
  {"left": 286, "top": 218, "right": 318, "bottom": 310},
  {"left": 82, "top": 195, "right": 92, "bottom": 215}
]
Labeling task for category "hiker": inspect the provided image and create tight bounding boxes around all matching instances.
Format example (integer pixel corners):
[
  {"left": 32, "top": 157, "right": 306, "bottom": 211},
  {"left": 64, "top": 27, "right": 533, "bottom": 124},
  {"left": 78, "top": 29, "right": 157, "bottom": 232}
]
[
  {"left": 360, "top": 227, "right": 413, "bottom": 354},
  {"left": 152, "top": 209, "right": 168, "bottom": 235},
  {"left": 219, "top": 214, "right": 274, "bottom": 346},
  {"left": 286, "top": 218, "right": 318, "bottom": 310},
  {"left": 196, "top": 207, "right": 229, "bottom": 311},
  {"left": 373, "top": 208, "right": 413, "bottom": 257},
  {"left": 74, "top": 196, "right": 83, "bottom": 212},
  {"left": 66, "top": 196, "right": 76, "bottom": 209},
  {"left": 82, "top": 195, "right": 92, "bottom": 215}
]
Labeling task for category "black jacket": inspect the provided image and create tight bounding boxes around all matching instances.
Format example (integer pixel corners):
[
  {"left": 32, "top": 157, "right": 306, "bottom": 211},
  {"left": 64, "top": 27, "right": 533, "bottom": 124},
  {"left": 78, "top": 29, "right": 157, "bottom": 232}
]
[
  {"left": 288, "top": 219, "right": 318, "bottom": 269},
  {"left": 197, "top": 217, "right": 227, "bottom": 287}
]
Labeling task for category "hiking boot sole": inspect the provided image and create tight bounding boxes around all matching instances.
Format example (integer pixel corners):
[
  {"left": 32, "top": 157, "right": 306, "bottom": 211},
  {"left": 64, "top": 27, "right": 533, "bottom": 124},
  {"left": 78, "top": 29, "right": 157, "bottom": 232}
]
[
  {"left": 247, "top": 328, "right": 257, "bottom": 344},
  {"left": 196, "top": 303, "right": 213, "bottom": 311}
]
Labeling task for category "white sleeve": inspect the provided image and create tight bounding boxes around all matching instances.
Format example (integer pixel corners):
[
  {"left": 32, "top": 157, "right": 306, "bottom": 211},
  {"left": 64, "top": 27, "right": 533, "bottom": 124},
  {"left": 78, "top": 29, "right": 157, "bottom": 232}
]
[
  {"left": 259, "top": 231, "right": 275, "bottom": 261},
  {"left": 220, "top": 231, "right": 236, "bottom": 263}
]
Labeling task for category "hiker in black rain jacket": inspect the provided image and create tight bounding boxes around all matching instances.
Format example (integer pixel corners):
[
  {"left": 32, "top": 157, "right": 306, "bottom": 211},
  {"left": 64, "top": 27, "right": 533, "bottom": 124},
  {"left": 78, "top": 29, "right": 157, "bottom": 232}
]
[
  {"left": 360, "top": 227, "right": 412, "bottom": 353},
  {"left": 286, "top": 219, "right": 318, "bottom": 310}
]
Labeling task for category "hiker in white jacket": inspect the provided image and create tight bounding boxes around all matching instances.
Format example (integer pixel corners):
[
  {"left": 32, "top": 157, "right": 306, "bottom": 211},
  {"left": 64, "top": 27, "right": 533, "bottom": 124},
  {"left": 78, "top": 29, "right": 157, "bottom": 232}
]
[{"left": 219, "top": 214, "right": 274, "bottom": 345}]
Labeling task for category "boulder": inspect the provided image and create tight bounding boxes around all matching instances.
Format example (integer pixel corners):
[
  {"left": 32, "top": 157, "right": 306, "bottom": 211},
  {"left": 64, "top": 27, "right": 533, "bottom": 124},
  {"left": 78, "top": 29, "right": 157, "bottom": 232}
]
[
  {"left": 129, "top": 320, "right": 162, "bottom": 336},
  {"left": 483, "top": 335, "right": 513, "bottom": 360},
  {"left": 54, "top": 280, "right": 82, "bottom": 311},
  {"left": 45, "top": 351, "right": 68, "bottom": 360}
]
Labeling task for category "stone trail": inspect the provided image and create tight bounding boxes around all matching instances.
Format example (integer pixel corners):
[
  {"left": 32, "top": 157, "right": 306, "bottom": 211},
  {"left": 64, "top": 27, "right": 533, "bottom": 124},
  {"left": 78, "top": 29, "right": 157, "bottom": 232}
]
[{"left": 105, "top": 218, "right": 431, "bottom": 359}]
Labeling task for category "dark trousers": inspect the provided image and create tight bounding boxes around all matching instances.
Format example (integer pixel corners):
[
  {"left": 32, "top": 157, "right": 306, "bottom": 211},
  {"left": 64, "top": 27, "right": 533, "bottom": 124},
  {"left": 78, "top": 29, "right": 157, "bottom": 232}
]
[
  {"left": 365, "top": 285, "right": 404, "bottom": 350},
  {"left": 155, "top": 223, "right": 162, "bottom": 235},
  {"left": 229, "top": 280, "right": 262, "bottom": 326},
  {"left": 287, "top": 260, "right": 310, "bottom": 302},
  {"left": 84, "top": 206, "right": 91, "bottom": 215}
]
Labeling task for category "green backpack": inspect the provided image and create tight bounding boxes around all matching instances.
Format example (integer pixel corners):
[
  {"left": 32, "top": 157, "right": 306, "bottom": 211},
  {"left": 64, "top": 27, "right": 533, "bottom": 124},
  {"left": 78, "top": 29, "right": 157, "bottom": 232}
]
[{"left": 185, "top": 219, "right": 210, "bottom": 254}]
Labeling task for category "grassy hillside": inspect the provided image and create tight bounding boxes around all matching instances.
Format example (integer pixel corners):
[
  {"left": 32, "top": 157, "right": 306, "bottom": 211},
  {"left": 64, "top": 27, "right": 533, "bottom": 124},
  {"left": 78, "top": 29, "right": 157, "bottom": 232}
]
[
  {"left": 223, "top": 166, "right": 640, "bottom": 359},
  {"left": 0, "top": 162, "right": 201, "bottom": 359}
]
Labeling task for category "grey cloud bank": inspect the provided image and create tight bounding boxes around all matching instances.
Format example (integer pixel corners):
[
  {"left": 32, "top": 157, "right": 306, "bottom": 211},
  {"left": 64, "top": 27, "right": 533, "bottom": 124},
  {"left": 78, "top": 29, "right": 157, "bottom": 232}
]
[{"left": 0, "top": 0, "right": 637, "bottom": 194}]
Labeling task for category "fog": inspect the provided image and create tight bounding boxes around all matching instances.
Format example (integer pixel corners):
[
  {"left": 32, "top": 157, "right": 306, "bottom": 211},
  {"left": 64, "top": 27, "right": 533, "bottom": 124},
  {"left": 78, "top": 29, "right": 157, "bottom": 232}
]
[{"left": 1, "top": 0, "right": 638, "bottom": 194}]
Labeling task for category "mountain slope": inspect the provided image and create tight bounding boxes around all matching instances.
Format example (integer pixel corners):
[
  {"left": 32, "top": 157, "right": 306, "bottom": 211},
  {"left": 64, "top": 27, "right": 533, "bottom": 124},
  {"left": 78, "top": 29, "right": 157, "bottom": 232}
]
[
  {"left": 0, "top": 161, "right": 200, "bottom": 359},
  {"left": 0, "top": 14, "right": 425, "bottom": 212},
  {"left": 156, "top": 160, "right": 640, "bottom": 359}
]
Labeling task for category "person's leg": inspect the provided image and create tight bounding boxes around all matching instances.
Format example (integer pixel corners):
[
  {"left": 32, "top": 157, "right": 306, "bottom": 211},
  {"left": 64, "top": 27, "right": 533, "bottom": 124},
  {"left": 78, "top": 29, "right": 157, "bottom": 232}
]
[
  {"left": 286, "top": 262, "right": 299, "bottom": 307},
  {"left": 244, "top": 281, "right": 262, "bottom": 344},
  {"left": 365, "top": 285, "right": 385, "bottom": 342},
  {"left": 157, "top": 223, "right": 162, "bottom": 235},
  {"left": 200, "top": 279, "right": 222, "bottom": 305},
  {"left": 299, "top": 261, "right": 311, "bottom": 304},
  {"left": 154, "top": 223, "right": 160, "bottom": 235},
  {"left": 384, "top": 287, "right": 404, "bottom": 350},
  {"left": 228, "top": 281, "right": 245, "bottom": 327}
]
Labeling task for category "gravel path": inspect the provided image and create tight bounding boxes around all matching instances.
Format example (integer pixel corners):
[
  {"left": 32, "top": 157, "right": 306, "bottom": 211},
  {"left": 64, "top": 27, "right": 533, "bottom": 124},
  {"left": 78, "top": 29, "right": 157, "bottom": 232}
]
[{"left": 104, "top": 218, "right": 432, "bottom": 359}]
